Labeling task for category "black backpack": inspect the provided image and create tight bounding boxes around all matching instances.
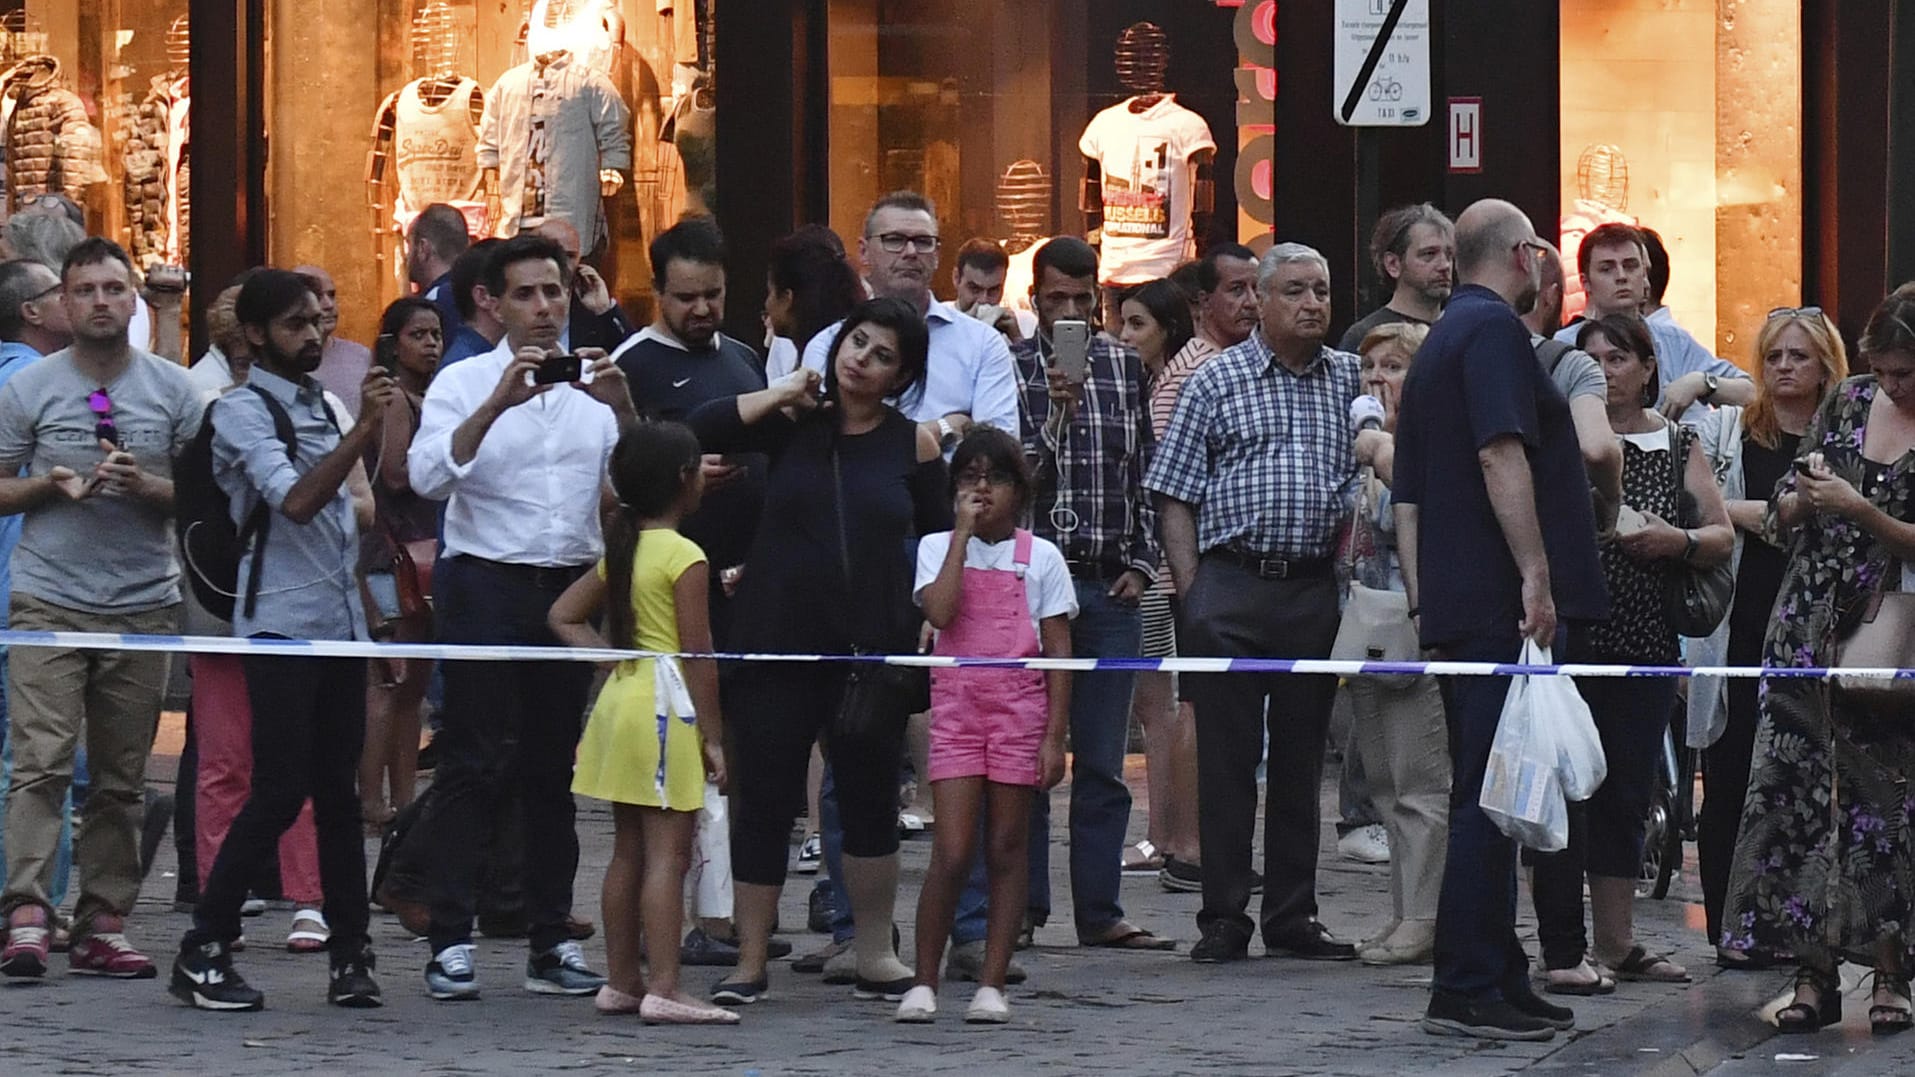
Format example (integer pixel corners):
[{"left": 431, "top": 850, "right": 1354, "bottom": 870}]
[{"left": 175, "top": 385, "right": 303, "bottom": 622}]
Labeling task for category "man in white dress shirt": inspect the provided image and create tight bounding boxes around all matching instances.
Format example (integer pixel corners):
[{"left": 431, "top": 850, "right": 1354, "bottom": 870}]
[
  {"left": 405, "top": 232, "right": 635, "bottom": 1002},
  {"left": 801, "top": 191, "right": 1020, "bottom": 449}
]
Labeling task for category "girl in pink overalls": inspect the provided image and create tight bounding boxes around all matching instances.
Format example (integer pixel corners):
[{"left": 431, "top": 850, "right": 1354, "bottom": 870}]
[{"left": 897, "top": 428, "right": 1076, "bottom": 1025}]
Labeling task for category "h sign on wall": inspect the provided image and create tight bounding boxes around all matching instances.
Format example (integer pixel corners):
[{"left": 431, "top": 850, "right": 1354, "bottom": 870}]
[{"left": 1448, "top": 98, "right": 1482, "bottom": 173}]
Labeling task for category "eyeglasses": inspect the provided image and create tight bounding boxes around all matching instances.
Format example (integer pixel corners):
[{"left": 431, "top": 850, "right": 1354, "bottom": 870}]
[
  {"left": 27, "top": 281, "right": 60, "bottom": 303},
  {"left": 1513, "top": 239, "right": 1551, "bottom": 259},
  {"left": 1767, "top": 306, "right": 1824, "bottom": 320},
  {"left": 869, "top": 232, "right": 940, "bottom": 254},
  {"left": 88, "top": 388, "right": 119, "bottom": 447},
  {"left": 956, "top": 467, "right": 1018, "bottom": 488}
]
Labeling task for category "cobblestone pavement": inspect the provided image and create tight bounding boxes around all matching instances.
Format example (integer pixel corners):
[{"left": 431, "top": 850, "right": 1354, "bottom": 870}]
[{"left": 4, "top": 736, "right": 1913, "bottom": 1076}]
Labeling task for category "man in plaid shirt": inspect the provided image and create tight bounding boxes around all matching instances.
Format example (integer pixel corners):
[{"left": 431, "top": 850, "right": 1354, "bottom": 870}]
[
  {"left": 1003, "top": 237, "right": 1172, "bottom": 951},
  {"left": 1144, "top": 243, "right": 1363, "bottom": 965}
]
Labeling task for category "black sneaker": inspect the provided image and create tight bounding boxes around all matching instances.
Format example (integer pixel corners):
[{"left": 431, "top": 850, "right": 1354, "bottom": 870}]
[
  {"left": 1159, "top": 857, "right": 1202, "bottom": 893},
  {"left": 807, "top": 886, "right": 832, "bottom": 934},
  {"left": 1422, "top": 989, "right": 1557, "bottom": 1041},
  {"left": 1190, "top": 928, "right": 1250, "bottom": 964},
  {"left": 170, "top": 940, "right": 265, "bottom": 1011},
  {"left": 1503, "top": 980, "right": 1575, "bottom": 1031},
  {"left": 328, "top": 945, "right": 384, "bottom": 1008}
]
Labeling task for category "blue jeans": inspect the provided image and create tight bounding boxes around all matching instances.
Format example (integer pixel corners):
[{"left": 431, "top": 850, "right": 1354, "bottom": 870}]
[
  {"left": 1020, "top": 580, "right": 1141, "bottom": 936},
  {"left": 1432, "top": 630, "right": 1535, "bottom": 1001},
  {"left": 815, "top": 763, "right": 854, "bottom": 944}
]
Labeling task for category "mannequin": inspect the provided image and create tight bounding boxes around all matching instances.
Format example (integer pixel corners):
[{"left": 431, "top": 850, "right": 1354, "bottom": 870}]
[
  {"left": 367, "top": 0, "right": 489, "bottom": 245},
  {"left": 125, "top": 15, "right": 191, "bottom": 266},
  {"left": 525, "top": 0, "right": 625, "bottom": 78},
  {"left": 2, "top": 54, "right": 104, "bottom": 211},
  {"left": 658, "top": 0, "right": 716, "bottom": 217},
  {"left": 478, "top": 48, "right": 632, "bottom": 249},
  {"left": 1078, "top": 23, "right": 1216, "bottom": 287},
  {"left": 995, "top": 160, "right": 1054, "bottom": 316},
  {"left": 1558, "top": 143, "right": 1638, "bottom": 323}
]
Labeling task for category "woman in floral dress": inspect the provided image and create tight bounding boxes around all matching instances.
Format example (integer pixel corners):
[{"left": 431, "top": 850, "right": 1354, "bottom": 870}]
[{"left": 1724, "top": 287, "right": 1915, "bottom": 1035}]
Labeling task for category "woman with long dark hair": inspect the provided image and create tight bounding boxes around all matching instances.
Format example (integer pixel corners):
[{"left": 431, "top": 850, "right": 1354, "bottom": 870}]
[
  {"left": 690, "top": 297, "right": 950, "bottom": 1006},
  {"left": 764, "top": 225, "right": 863, "bottom": 378}
]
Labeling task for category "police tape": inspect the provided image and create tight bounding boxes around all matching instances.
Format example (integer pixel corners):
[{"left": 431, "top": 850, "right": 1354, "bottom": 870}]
[{"left": 0, "top": 628, "right": 1904, "bottom": 681}]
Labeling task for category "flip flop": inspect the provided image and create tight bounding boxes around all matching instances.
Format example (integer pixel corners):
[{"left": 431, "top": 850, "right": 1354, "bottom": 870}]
[
  {"left": 1609, "top": 945, "right": 1690, "bottom": 983},
  {"left": 1122, "top": 840, "right": 1166, "bottom": 875},
  {"left": 1081, "top": 924, "right": 1177, "bottom": 951},
  {"left": 1543, "top": 959, "right": 1617, "bottom": 996}
]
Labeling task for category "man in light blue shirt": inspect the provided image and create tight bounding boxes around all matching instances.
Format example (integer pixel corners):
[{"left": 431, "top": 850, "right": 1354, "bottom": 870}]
[
  {"left": 801, "top": 191, "right": 1021, "bottom": 450},
  {"left": 1554, "top": 223, "right": 1750, "bottom": 423}
]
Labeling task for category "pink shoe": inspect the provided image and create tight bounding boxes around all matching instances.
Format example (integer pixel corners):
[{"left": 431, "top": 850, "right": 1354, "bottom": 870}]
[
  {"left": 67, "top": 915, "right": 157, "bottom": 979},
  {"left": 641, "top": 993, "right": 742, "bottom": 1025},
  {"left": 595, "top": 984, "right": 645, "bottom": 1014},
  {"left": 2, "top": 905, "right": 50, "bottom": 978}
]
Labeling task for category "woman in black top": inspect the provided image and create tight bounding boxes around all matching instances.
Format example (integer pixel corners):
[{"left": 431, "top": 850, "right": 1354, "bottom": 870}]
[
  {"left": 689, "top": 297, "right": 949, "bottom": 1005},
  {"left": 1529, "top": 313, "right": 1733, "bottom": 994},
  {"left": 1699, "top": 308, "right": 1848, "bottom": 967}
]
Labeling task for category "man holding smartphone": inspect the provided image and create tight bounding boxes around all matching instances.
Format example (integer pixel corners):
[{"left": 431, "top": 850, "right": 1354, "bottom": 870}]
[
  {"left": 405, "top": 232, "right": 635, "bottom": 1002},
  {"left": 1006, "top": 236, "right": 1168, "bottom": 952}
]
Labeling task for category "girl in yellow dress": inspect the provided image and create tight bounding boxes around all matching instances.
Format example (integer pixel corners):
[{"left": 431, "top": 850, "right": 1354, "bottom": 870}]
[{"left": 547, "top": 421, "right": 734, "bottom": 1025}]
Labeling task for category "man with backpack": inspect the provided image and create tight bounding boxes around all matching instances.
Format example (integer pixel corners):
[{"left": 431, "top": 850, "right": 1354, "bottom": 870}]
[
  {"left": 169, "top": 268, "right": 395, "bottom": 1010},
  {"left": 0, "top": 239, "right": 201, "bottom": 980}
]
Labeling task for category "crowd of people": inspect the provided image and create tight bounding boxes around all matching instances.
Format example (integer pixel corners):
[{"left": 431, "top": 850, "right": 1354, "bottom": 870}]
[{"left": 1, "top": 186, "right": 1914, "bottom": 1041}]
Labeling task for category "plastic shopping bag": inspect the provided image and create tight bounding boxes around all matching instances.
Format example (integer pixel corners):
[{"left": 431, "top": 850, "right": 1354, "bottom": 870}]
[
  {"left": 1534, "top": 645, "right": 1607, "bottom": 802},
  {"left": 1479, "top": 641, "right": 1594, "bottom": 851}
]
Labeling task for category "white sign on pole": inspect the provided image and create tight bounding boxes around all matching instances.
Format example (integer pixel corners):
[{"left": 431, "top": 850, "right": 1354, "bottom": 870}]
[
  {"left": 1449, "top": 98, "right": 1483, "bottom": 172},
  {"left": 1333, "top": 0, "right": 1432, "bottom": 127}
]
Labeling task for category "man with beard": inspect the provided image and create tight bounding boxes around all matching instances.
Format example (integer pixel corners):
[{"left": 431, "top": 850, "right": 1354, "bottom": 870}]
[
  {"left": 1338, "top": 203, "right": 1454, "bottom": 353},
  {"left": 406, "top": 232, "right": 634, "bottom": 1002},
  {"left": 409, "top": 204, "right": 472, "bottom": 335},
  {"left": 0, "top": 239, "right": 200, "bottom": 981},
  {"left": 295, "top": 265, "right": 375, "bottom": 421},
  {"left": 169, "top": 269, "right": 397, "bottom": 1011}
]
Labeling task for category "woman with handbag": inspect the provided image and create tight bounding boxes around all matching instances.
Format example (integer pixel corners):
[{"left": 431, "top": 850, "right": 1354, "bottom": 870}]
[
  {"left": 1693, "top": 308, "right": 1847, "bottom": 970},
  {"left": 358, "top": 297, "right": 444, "bottom": 830},
  {"left": 1725, "top": 288, "right": 1915, "bottom": 1035},
  {"left": 1336, "top": 322, "right": 1452, "bottom": 965},
  {"left": 688, "top": 297, "right": 950, "bottom": 1007},
  {"left": 1527, "top": 312, "right": 1732, "bottom": 995}
]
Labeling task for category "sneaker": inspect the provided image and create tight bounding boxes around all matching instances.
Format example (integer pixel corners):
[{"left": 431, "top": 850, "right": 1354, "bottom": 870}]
[
  {"left": 525, "top": 940, "right": 605, "bottom": 995},
  {"left": 2, "top": 905, "right": 49, "bottom": 978},
  {"left": 895, "top": 984, "right": 937, "bottom": 1022},
  {"left": 964, "top": 984, "right": 1010, "bottom": 1024},
  {"left": 795, "top": 833, "right": 822, "bottom": 874},
  {"left": 1422, "top": 989, "right": 1557, "bottom": 1041},
  {"left": 793, "top": 938, "right": 851, "bottom": 975},
  {"left": 424, "top": 943, "right": 480, "bottom": 1001},
  {"left": 169, "top": 940, "right": 265, "bottom": 1011},
  {"left": 852, "top": 974, "right": 915, "bottom": 1001},
  {"left": 68, "top": 916, "right": 157, "bottom": 979},
  {"left": 807, "top": 886, "right": 832, "bottom": 934},
  {"left": 328, "top": 945, "right": 384, "bottom": 1008},
  {"left": 681, "top": 927, "right": 742, "bottom": 967},
  {"left": 1503, "top": 979, "right": 1576, "bottom": 1031},
  {"left": 240, "top": 897, "right": 268, "bottom": 918},
  {"left": 1159, "top": 857, "right": 1202, "bottom": 893},
  {"left": 710, "top": 975, "right": 768, "bottom": 1005},
  {"left": 1337, "top": 824, "right": 1392, "bottom": 864},
  {"left": 943, "top": 939, "right": 1028, "bottom": 985},
  {"left": 1190, "top": 928, "right": 1250, "bottom": 965}
]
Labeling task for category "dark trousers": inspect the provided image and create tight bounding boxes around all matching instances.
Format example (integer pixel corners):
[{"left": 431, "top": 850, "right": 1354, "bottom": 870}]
[
  {"left": 728, "top": 663, "right": 906, "bottom": 887},
  {"left": 422, "top": 557, "right": 592, "bottom": 954},
  {"left": 1181, "top": 557, "right": 1340, "bottom": 945},
  {"left": 188, "top": 652, "right": 369, "bottom": 958},
  {"left": 1699, "top": 676, "right": 1761, "bottom": 945},
  {"left": 1526, "top": 672, "right": 1676, "bottom": 969},
  {"left": 1432, "top": 630, "right": 1533, "bottom": 1000},
  {"left": 171, "top": 706, "right": 197, "bottom": 905}
]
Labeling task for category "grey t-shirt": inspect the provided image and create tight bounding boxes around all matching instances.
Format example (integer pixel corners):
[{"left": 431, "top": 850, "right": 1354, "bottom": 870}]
[
  {"left": 1533, "top": 334, "right": 1606, "bottom": 401},
  {"left": 0, "top": 348, "right": 202, "bottom": 613}
]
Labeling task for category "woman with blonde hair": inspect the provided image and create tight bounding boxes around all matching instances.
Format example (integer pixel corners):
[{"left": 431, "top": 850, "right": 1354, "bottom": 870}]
[{"left": 1691, "top": 307, "right": 1847, "bottom": 970}]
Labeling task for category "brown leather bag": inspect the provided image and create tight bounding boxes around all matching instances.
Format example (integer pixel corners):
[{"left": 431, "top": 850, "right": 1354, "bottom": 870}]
[{"left": 1832, "top": 563, "right": 1915, "bottom": 714}]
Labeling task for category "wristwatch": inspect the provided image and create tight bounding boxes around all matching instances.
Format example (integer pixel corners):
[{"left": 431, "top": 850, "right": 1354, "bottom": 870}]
[
  {"left": 1699, "top": 373, "right": 1721, "bottom": 401},
  {"left": 1681, "top": 529, "right": 1699, "bottom": 561},
  {"left": 936, "top": 417, "right": 958, "bottom": 448}
]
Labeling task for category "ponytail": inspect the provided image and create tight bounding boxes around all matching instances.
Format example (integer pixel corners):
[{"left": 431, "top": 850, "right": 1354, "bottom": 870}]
[{"left": 603, "top": 503, "right": 642, "bottom": 652}]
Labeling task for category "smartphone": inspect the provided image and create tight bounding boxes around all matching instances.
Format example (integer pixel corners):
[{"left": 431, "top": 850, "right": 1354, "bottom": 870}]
[
  {"left": 1051, "top": 319, "right": 1091, "bottom": 386},
  {"left": 1791, "top": 459, "right": 1814, "bottom": 476},
  {"left": 374, "top": 333, "right": 399, "bottom": 373},
  {"left": 533, "top": 353, "right": 583, "bottom": 385}
]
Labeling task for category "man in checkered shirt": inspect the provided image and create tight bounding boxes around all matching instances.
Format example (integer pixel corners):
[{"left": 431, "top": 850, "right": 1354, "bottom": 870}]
[{"left": 1144, "top": 242, "right": 1362, "bottom": 965}]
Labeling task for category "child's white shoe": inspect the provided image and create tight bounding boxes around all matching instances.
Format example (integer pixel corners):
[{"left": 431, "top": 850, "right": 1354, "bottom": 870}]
[
  {"left": 895, "top": 984, "right": 937, "bottom": 1022},
  {"left": 964, "top": 985, "right": 1009, "bottom": 1024}
]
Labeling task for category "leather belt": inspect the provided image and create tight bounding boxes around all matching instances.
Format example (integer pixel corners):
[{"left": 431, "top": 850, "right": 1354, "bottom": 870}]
[{"left": 1205, "top": 549, "right": 1334, "bottom": 581}]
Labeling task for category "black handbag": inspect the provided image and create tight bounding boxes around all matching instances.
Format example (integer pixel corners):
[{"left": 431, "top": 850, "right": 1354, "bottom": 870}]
[
  {"left": 1663, "top": 422, "right": 1734, "bottom": 637},
  {"left": 828, "top": 441, "right": 928, "bottom": 739}
]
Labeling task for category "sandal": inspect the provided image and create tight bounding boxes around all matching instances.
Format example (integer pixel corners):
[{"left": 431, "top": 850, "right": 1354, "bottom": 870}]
[
  {"left": 1776, "top": 966, "right": 1842, "bottom": 1033},
  {"left": 1716, "top": 945, "right": 1786, "bottom": 971},
  {"left": 1608, "top": 944, "right": 1691, "bottom": 983},
  {"left": 1122, "top": 840, "right": 1166, "bottom": 875},
  {"left": 1869, "top": 971, "right": 1912, "bottom": 1036},
  {"left": 1544, "top": 959, "right": 1617, "bottom": 996},
  {"left": 1080, "top": 921, "right": 1177, "bottom": 951},
  {"left": 286, "top": 909, "right": 330, "bottom": 954}
]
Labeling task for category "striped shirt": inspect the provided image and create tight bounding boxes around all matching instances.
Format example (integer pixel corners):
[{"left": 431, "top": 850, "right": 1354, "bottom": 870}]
[
  {"left": 1147, "top": 336, "right": 1220, "bottom": 441},
  {"left": 1014, "top": 334, "right": 1160, "bottom": 581},
  {"left": 1144, "top": 333, "right": 1362, "bottom": 559}
]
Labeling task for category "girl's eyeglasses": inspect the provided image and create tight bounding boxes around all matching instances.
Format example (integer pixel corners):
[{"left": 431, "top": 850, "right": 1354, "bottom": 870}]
[{"left": 88, "top": 388, "right": 119, "bottom": 447}]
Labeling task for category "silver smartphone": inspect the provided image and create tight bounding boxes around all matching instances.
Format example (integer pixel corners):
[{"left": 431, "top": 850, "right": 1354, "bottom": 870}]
[{"left": 1052, "top": 319, "right": 1091, "bottom": 386}]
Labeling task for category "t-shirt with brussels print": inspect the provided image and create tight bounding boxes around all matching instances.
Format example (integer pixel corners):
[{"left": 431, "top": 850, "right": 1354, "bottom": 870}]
[{"left": 1078, "top": 94, "right": 1216, "bottom": 285}]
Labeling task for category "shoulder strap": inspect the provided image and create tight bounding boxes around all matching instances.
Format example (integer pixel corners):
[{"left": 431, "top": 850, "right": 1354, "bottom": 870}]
[
  {"left": 1012, "top": 528, "right": 1034, "bottom": 571},
  {"left": 1533, "top": 338, "right": 1574, "bottom": 376},
  {"left": 246, "top": 384, "right": 301, "bottom": 461},
  {"left": 1666, "top": 419, "right": 1688, "bottom": 497}
]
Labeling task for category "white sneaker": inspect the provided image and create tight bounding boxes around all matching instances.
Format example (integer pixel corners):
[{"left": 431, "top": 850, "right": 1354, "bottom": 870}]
[
  {"left": 1337, "top": 824, "right": 1391, "bottom": 864},
  {"left": 964, "top": 985, "right": 1009, "bottom": 1024},
  {"left": 895, "top": 984, "right": 937, "bottom": 1022}
]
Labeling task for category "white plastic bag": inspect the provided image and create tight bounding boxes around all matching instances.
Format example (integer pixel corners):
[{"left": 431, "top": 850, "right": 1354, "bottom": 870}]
[{"left": 1478, "top": 641, "right": 1605, "bottom": 851}]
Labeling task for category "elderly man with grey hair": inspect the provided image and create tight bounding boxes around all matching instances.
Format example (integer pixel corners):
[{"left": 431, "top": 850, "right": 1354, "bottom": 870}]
[{"left": 1144, "top": 242, "right": 1363, "bottom": 964}]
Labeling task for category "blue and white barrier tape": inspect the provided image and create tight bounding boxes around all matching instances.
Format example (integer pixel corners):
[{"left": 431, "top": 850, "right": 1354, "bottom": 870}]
[{"left": 0, "top": 629, "right": 1906, "bottom": 681}]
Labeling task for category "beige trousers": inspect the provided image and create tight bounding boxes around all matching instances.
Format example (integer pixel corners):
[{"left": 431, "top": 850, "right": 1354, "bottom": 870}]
[{"left": 1347, "top": 675, "right": 1452, "bottom": 923}]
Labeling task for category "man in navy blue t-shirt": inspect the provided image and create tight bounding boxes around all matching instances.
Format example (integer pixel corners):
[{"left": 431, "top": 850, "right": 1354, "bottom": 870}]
[{"left": 1392, "top": 199, "right": 1607, "bottom": 1042}]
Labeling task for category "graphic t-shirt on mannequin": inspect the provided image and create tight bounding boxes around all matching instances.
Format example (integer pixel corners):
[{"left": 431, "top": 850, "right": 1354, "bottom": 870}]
[{"left": 1078, "top": 94, "right": 1215, "bottom": 284}]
